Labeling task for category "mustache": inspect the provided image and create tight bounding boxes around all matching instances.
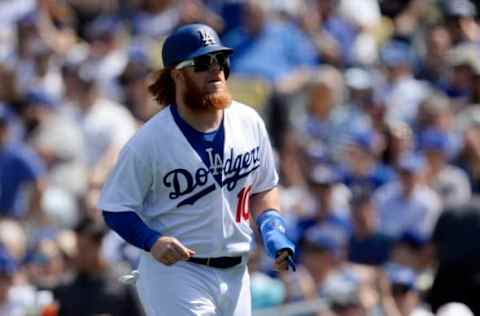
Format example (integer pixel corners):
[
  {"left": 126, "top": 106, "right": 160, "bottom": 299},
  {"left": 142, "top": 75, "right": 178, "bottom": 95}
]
[{"left": 183, "top": 74, "right": 232, "bottom": 111}]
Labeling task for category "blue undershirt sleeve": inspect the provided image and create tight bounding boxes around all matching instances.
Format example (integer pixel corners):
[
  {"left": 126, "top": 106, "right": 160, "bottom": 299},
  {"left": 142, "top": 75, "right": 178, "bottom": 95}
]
[{"left": 102, "top": 211, "right": 161, "bottom": 252}]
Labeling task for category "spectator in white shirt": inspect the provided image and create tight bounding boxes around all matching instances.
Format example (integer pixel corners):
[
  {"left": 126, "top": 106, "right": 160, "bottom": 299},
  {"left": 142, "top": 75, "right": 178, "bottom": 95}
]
[
  {"left": 374, "top": 153, "right": 442, "bottom": 240},
  {"left": 69, "top": 64, "right": 136, "bottom": 189},
  {"left": 418, "top": 129, "right": 471, "bottom": 208}
]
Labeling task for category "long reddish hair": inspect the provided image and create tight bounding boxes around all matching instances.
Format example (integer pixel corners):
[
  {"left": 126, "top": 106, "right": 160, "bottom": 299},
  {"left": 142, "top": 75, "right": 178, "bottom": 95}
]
[{"left": 148, "top": 68, "right": 176, "bottom": 106}]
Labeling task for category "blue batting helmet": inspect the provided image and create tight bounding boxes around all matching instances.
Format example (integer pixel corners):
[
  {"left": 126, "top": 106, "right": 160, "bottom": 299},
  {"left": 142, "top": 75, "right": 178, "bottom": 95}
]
[{"left": 162, "top": 24, "right": 233, "bottom": 68}]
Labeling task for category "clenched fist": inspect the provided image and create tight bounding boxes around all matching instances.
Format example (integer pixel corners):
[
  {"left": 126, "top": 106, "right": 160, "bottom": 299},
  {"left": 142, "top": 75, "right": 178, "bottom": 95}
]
[{"left": 151, "top": 236, "right": 196, "bottom": 266}]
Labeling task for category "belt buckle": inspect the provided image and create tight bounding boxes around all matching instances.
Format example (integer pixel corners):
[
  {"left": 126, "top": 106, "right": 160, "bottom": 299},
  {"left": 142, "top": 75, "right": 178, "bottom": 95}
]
[{"left": 206, "top": 258, "right": 211, "bottom": 266}]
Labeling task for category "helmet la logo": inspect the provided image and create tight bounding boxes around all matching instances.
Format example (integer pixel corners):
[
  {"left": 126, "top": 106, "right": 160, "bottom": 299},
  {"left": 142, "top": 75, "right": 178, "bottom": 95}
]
[{"left": 198, "top": 29, "right": 216, "bottom": 46}]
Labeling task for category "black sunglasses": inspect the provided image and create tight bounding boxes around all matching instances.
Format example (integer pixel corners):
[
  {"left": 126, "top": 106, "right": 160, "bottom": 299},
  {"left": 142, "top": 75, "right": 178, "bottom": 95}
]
[{"left": 175, "top": 52, "right": 229, "bottom": 72}]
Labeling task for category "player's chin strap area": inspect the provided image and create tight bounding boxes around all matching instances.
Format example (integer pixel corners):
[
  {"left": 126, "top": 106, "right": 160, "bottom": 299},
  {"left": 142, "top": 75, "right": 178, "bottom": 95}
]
[{"left": 256, "top": 209, "right": 296, "bottom": 271}]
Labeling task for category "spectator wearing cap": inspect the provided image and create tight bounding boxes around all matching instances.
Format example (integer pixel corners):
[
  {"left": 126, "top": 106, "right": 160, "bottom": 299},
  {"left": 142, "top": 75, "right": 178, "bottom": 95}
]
[
  {"left": 221, "top": 0, "right": 318, "bottom": 85},
  {"left": 373, "top": 153, "right": 441, "bottom": 240},
  {"left": 300, "top": 225, "right": 377, "bottom": 316},
  {"left": 380, "top": 263, "right": 433, "bottom": 316},
  {"left": 414, "top": 93, "right": 455, "bottom": 136},
  {"left": 53, "top": 217, "right": 143, "bottom": 316},
  {"left": 442, "top": 0, "right": 480, "bottom": 46},
  {"left": 292, "top": 164, "right": 351, "bottom": 249},
  {"left": 455, "top": 117, "right": 480, "bottom": 193},
  {"left": 378, "top": 40, "right": 432, "bottom": 124},
  {"left": 131, "top": 0, "right": 224, "bottom": 40},
  {"left": 415, "top": 24, "right": 452, "bottom": 90},
  {"left": 340, "top": 68, "right": 376, "bottom": 133},
  {"left": 83, "top": 15, "right": 128, "bottom": 101},
  {"left": 340, "top": 129, "right": 396, "bottom": 195},
  {"left": 21, "top": 90, "right": 88, "bottom": 226},
  {"left": 444, "top": 43, "right": 480, "bottom": 103},
  {"left": 68, "top": 62, "right": 136, "bottom": 193},
  {"left": 304, "top": 0, "right": 358, "bottom": 67},
  {"left": 14, "top": 39, "right": 64, "bottom": 101},
  {"left": 118, "top": 46, "right": 160, "bottom": 124},
  {"left": 300, "top": 226, "right": 349, "bottom": 292},
  {"left": 419, "top": 129, "right": 471, "bottom": 208},
  {"left": 0, "top": 106, "right": 46, "bottom": 219},
  {"left": 389, "top": 229, "right": 436, "bottom": 275},
  {"left": 348, "top": 191, "right": 394, "bottom": 266},
  {"left": 292, "top": 65, "right": 348, "bottom": 160},
  {"left": 413, "top": 93, "right": 463, "bottom": 161}
]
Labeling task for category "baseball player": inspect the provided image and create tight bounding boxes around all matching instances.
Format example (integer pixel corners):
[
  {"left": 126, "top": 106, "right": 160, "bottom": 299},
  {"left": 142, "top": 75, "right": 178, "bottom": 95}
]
[{"left": 98, "top": 23, "right": 295, "bottom": 316}]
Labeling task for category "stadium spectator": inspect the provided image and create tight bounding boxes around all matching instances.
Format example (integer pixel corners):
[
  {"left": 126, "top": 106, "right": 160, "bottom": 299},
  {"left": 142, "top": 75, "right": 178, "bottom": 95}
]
[
  {"left": 418, "top": 129, "right": 471, "bottom": 208},
  {"left": 53, "top": 217, "right": 144, "bottom": 316},
  {"left": 380, "top": 263, "right": 434, "bottom": 316},
  {"left": 67, "top": 64, "right": 136, "bottom": 189},
  {"left": 348, "top": 191, "right": 394, "bottom": 266},
  {"left": 0, "top": 107, "right": 46, "bottom": 219},
  {"left": 222, "top": 0, "right": 318, "bottom": 85},
  {"left": 340, "top": 129, "right": 395, "bottom": 195},
  {"left": 292, "top": 164, "right": 351, "bottom": 248},
  {"left": 0, "top": 247, "right": 28, "bottom": 316},
  {"left": 378, "top": 40, "right": 432, "bottom": 125},
  {"left": 373, "top": 153, "right": 441, "bottom": 240}
]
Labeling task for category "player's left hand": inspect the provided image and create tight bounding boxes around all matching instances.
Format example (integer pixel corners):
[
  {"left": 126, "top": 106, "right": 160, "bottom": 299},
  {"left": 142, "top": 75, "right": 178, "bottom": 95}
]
[{"left": 273, "top": 250, "right": 296, "bottom": 272}]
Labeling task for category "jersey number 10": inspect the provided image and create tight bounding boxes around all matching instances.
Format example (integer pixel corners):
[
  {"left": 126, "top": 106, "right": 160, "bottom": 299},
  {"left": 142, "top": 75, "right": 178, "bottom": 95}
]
[{"left": 236, "top": 186, "right": 252, "bottom": 223}]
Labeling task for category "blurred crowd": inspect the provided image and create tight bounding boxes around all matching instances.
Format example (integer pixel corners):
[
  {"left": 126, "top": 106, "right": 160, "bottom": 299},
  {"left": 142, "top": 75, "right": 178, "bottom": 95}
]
[{"left": 0, "top": 0, "right": 480, "bottom": 315}]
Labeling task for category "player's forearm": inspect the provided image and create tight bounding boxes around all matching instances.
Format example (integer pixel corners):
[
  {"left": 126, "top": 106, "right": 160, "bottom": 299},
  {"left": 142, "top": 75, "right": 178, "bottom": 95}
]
[
  {"left": 251, "top": 187, "right": 296, "bottom": 270},
  {"left": 250, "top": 187, "right": 281, "bottom": 216},
  {"left": 103, "top": 211, "right": 161, "bottom": 252}
]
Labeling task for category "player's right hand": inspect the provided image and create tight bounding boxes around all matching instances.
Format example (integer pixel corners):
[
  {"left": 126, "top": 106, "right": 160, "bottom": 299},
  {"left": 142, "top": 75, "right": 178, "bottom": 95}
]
[{"left": 151, "top": 236, "right": 196, "bottom": 266}]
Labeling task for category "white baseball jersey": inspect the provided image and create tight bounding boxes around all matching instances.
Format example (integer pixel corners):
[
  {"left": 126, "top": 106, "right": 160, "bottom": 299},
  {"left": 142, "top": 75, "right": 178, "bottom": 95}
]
[{"left": 97, "top": 101, "right": 278, "bottom": 258}]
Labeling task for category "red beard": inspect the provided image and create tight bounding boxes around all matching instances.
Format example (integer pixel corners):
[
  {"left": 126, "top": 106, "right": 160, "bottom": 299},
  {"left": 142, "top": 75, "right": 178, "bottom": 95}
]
[{"left": 182, "top": 73, "right": 232, "bottom": 111}]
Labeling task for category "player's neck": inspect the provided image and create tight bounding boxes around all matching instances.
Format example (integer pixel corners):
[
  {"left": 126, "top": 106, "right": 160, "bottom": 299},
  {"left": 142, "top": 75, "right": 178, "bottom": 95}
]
[{"left": 175, "top": 103, "right": 223, "bottom": 133}]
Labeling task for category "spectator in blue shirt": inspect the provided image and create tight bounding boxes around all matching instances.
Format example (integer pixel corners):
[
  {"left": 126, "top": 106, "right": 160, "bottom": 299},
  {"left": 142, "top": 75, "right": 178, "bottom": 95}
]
[
  {"left": 374, "top": 153, "right": 442, "bottom": 240},
  {"left": 341, "top": 129, "right": 396, "bottom": 195},
  {"left": 292, "top": 164, "right": 351, "bottom": 248},
  {"left": 0, "top": 107, "right": 46, "bottom": 218},
  {"left": 348, "top": 191, "right": 394, "bottom": 266},
  {"left": 222, "top": 0, "right": 318, "bottom": 85},
  {"left": 308, "top": 0, "right": 358, "bottom": 66}
]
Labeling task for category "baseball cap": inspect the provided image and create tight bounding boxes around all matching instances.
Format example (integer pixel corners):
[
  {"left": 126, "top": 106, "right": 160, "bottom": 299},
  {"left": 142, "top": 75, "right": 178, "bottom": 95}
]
[
  {"left": 162, "top": 24, "right": 233, "bottom": 68},
  {"left": 443, "top": 0, "right": 477, "bottom": 17},
  {"left": 417, "top": 129, "right": 451, "bottom": 154},
  {"left": 348, "top": 129, "right": 380, "bottom": 154},
  {"left": 25, "top": 91, "right": 58, "bottom": 109},
  {"left": 345, "top": 67, "right": 373, "bottom": 90},
  {"left": 397, "top": 153, "right": 425, "bottom": 173},
  {"left": 0, "top": 247, "right": 17, "bottom": 277},
  {"left": 303, "top": 225, "right": 347, "bottom": 255},
  {"left": 447, "top": 44, "right": 480, "bottom": 75},
  {"left": 380, "top": 40, "right": 415, "bottom": 68},
  {"left": 308, "top": 164, "right": 341, "bottom": 186},
  {"left": 86, "top": 16, "right": 121, "bottom": 40},
  {"left": 324, "top": 278, "right": 361, "bottom": 310},
  {"left": 385, "top": 263, "right": 417, "bottom": 291}
]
